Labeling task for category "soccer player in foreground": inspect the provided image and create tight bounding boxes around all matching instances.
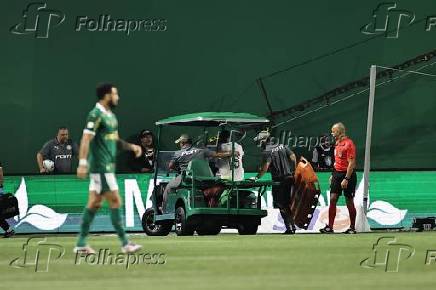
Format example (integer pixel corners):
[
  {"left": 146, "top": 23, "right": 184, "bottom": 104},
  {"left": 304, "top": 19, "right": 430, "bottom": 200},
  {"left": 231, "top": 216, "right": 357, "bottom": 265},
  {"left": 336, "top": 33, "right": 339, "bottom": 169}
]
[
  {"left": 320, "top": 122, "right": 357, "bottom": 234},
  {"left": 74, "top": 83, "right": 143, "bottom": 254}
]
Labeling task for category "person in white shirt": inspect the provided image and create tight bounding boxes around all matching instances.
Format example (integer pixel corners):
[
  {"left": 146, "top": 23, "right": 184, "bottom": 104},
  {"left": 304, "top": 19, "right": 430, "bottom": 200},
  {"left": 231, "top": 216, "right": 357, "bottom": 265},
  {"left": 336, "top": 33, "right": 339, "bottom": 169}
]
[{"left": 215, "top": 130, "right": 245, "bottom": 181}]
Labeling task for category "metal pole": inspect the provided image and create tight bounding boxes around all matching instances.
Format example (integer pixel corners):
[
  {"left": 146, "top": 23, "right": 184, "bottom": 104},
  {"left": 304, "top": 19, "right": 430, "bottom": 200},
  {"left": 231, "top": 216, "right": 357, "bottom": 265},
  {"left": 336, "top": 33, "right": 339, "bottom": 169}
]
[
  {"left": 363, "top": 65, "right": 377, "bottom": 212},
  {"left": 153, "top": 125, "right": 161, "bottom": 187}
]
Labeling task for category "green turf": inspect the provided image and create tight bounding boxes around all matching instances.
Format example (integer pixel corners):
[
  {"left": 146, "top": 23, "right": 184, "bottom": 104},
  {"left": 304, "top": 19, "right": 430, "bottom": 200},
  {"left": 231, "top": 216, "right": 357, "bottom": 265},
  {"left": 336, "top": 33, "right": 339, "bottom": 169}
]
[{"left": 1, "top": 232, "right": 436, "bottom": 290}]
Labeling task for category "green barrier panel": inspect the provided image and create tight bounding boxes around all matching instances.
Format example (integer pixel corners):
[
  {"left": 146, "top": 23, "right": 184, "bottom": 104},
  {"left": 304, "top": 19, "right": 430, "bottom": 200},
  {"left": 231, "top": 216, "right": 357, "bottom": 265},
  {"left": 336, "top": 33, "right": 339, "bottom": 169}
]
[{"left": 2, "top": 171, "right": 436, "bottom": 233}]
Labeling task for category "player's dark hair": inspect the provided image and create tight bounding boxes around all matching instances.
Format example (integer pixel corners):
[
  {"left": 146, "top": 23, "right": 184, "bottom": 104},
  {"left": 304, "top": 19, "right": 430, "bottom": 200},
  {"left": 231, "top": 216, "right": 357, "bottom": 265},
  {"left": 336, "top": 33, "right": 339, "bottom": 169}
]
[
  {"left": 58, "top": 126, "right": 68, "bottom": 131},
  {"left": 96, "top": 83, "right": 115, "bottom": 100}
]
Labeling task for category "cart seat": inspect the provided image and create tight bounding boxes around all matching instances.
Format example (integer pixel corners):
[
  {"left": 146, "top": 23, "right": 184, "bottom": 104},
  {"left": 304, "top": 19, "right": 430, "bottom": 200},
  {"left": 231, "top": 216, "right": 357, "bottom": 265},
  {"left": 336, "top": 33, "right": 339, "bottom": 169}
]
[{"left": 184, "top": 159, "right": 221, "bottom": 185}]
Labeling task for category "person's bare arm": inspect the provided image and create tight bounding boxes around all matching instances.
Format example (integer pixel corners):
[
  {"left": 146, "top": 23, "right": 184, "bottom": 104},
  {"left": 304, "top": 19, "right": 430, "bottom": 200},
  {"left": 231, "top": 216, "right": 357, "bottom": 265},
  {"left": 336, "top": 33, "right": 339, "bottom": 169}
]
[
  {"left": 253, "top": 162, "right": 270, "bottom": 180},
  {"left": 36, "top": 152, "right": 47, "bottom": 173},
  {"left": 77, "top": 133, "right": 94, "bottom": 179},
  {"left": 341, "top": 157, "right": 356, "bottom": 189},
  {"left": 118, "top": 139, "right": 142, "bottom": 157},
  {"left": 290, "top": 152, "right": 297, "bottom": 171},
  {"left": 168, "top": 160, "right": 176, "bottom": 171}
]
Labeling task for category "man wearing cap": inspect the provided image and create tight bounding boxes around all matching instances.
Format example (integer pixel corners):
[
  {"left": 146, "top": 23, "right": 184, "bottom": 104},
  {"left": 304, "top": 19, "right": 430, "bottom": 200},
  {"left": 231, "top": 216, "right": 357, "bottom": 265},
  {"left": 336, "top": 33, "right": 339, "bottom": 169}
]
[
  {"left": 129, "top": 130, "right": 155, "bottom": 173},
  {"left": 252, "top": 131, "right": 297, "bottom": 234},
  {"left": 161, "top": 134, "right": 237, "bottom": 213},
  {"left": 36, "top": 127, "right": 79, "bottom": 174}
]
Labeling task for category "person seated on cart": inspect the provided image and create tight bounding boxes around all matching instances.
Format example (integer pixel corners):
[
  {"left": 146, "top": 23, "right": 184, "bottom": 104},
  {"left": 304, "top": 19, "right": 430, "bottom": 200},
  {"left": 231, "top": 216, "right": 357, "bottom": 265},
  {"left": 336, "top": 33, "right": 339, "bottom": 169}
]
[
  {"left": 161, "top": 134, "right": 238, "bottom": 213},
  {"left": 215, "top": 130, "right": 245, "bottom": 181},
  {"left": 251, "top": 131, "right": 297, "bottom": 235}
]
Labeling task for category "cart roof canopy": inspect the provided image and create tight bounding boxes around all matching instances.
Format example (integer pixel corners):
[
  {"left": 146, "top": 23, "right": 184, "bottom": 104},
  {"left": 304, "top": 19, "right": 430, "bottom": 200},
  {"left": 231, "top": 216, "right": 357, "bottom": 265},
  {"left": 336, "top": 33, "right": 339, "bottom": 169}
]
[{"left": 155, "top": 112, "right": 270, "bottom": 127}]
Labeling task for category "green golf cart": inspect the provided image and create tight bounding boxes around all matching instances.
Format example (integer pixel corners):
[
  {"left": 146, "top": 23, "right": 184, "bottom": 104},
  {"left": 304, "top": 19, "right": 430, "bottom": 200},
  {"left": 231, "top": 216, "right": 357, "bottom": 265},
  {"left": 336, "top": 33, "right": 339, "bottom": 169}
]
[{"left": 141, "top": 112, "right": 274, "bottom": 236}]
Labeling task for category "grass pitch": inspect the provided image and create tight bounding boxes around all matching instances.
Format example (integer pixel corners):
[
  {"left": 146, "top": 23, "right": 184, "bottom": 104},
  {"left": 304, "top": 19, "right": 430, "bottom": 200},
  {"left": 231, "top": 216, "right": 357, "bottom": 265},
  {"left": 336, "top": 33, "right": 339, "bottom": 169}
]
[{"left": 1, "top": 232, "right": 436, "bottom": 290}]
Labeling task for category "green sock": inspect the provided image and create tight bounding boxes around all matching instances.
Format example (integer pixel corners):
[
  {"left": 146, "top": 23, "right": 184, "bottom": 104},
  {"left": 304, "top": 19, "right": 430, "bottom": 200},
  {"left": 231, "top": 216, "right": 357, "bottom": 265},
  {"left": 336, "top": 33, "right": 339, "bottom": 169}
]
[
  {"left": 110, "top": 208, "right": 129, "bottom": 246},
  {"left": 77, "top": 208, "right": 97, "bottom": 247}
]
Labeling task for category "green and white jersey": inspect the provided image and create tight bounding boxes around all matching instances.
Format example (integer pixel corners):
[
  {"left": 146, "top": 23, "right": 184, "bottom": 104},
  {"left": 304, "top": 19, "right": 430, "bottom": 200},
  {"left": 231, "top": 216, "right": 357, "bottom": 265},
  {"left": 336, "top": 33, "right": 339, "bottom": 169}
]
[{"left": 83, "top": 103, "right": 119, "bottom": 173}]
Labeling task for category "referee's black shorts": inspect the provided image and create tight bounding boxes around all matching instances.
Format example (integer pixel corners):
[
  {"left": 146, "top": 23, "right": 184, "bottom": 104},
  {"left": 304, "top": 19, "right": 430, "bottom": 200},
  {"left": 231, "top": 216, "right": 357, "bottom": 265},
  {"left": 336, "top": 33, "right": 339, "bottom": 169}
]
[{"left": 330, "top": 170, "right": 357, "bottom": 197}]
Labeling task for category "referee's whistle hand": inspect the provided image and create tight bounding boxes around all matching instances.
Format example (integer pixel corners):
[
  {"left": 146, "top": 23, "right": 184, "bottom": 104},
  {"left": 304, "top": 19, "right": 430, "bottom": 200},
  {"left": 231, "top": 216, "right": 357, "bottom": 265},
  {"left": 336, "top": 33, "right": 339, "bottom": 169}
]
[{"left": 341, "top": 179, "right": 348, "bottom": 189}]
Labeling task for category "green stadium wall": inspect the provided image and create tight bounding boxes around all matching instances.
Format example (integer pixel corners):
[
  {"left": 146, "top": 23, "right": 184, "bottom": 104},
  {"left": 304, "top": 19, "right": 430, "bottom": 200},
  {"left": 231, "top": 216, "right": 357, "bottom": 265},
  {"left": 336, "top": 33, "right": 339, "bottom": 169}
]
[{"left": 1, "top": 0, "right": 436, "bottom": 173}]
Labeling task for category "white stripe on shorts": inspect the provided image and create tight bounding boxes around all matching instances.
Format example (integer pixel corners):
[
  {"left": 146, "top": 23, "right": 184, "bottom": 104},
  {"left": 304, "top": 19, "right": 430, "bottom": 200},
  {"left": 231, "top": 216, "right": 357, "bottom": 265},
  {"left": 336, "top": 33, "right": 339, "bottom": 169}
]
[
  {"left": 89, "top": 173, "right": 102, "bottom": 194},
  {"left": 104, "top": 173, "right": 119, "bottom": 191},
  {"left": 89, "top": 173, "right": 119, "bottom": 194}
]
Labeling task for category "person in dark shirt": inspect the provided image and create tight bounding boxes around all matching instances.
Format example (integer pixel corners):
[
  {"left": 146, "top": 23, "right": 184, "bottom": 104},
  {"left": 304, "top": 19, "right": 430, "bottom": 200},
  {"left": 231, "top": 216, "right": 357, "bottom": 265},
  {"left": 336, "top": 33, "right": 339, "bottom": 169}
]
[
  {"left": 129, "top": 130, "right": 155, "bottom": 173},
  {"left": 36, "top": 127, "right": 79, "bottom": 174},
  {"left": 312, "top": 135, "right": 334, "bottom": 171},
  {"left": 252, "top": 131, "right": 297, "bottom": 234},
  {"left": 0, "top": 162, "right": 15, "bottom": 238},
  {"left": 161, "top": 134, "right": 237, "bottom": 212}
]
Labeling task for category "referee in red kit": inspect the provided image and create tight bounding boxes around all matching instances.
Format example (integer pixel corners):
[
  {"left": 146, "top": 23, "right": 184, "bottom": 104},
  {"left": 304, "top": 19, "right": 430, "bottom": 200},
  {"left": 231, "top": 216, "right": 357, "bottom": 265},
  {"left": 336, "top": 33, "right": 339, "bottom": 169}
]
[{"left": 320, "top": 122, "right": 357, "bottom": 234}]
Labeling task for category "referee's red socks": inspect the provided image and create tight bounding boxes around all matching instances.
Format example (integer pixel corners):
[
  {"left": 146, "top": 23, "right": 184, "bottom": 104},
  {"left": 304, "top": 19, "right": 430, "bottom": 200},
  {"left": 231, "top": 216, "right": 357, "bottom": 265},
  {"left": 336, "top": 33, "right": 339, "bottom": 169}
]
[
  {"left": 346, "top": 202, "right": 356, "bottom": 230},
  {"left": 328, "top": 203, "right": 336, "bottom": 229}
]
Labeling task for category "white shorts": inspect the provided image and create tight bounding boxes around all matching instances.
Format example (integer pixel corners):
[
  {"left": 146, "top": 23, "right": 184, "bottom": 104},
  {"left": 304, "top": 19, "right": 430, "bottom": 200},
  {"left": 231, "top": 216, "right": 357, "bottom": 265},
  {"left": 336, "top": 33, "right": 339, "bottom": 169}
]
[{"left": 89, "top": 173, "right": 119, "bottom": 194}]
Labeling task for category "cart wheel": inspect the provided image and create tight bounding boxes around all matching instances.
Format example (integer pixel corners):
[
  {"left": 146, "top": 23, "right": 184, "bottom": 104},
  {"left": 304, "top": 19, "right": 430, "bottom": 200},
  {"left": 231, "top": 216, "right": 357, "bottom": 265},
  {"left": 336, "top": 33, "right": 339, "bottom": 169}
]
[
  {"left": 175, "top": 206, "right": 194, "bottom": 236},
  {"left": 196, "top": 225, "right": 221, "bottom": 236},
  {"left": 237, "top": 222, "right": 258, "bottom": 235},
  {"left": 142, "top": 208, "right": 172, "bottom": 236}
]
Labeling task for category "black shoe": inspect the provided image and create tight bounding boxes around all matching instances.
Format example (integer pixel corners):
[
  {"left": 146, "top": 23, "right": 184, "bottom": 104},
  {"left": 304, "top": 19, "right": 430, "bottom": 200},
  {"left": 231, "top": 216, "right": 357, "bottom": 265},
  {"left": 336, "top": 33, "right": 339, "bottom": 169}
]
[
  {"left": 3, "top": 230, "right": 15, "bottom": 238},
  {"left": 319, "top": 225, "right": 334, "bottom": 234},
  {"left": 283, "top": 229, "right": 295, "bottom": 235},
  {"left": 343, "top": 228, "right": 357, "bottom": 234}
]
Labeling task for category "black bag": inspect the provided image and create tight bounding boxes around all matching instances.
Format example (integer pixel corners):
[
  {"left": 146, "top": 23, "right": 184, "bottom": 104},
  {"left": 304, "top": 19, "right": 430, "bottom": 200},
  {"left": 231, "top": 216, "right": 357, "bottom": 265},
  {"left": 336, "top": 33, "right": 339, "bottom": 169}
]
[
  {"left": 0, "top": 193, "right": 19, "bottom": 219},
  {"left": 412, "top": 217, "right": 436, "bottom": 232}
]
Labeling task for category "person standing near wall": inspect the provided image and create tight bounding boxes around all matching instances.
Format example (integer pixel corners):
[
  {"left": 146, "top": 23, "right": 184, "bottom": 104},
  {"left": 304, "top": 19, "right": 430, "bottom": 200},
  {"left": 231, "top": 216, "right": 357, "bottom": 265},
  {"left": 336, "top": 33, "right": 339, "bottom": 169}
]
[
  {"left": 129, "top": 130, "right": 155, "bottom": 173},
  {"left": 36, "top": 127, "right": 79, "bottom": 174},
  {"left": 0, "top": 162, "right": 15, "bottom": 238},
  {"left": 320, "top": 122, "right": 357, "bottom": 234}
]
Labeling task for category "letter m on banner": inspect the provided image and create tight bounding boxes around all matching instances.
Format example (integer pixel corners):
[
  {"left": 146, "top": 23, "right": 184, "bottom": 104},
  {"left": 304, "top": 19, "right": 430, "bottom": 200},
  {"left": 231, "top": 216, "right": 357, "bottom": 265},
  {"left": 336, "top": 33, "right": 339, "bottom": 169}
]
[{"left": 124, "top": 179, "right": 150, "bottom": 227}]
